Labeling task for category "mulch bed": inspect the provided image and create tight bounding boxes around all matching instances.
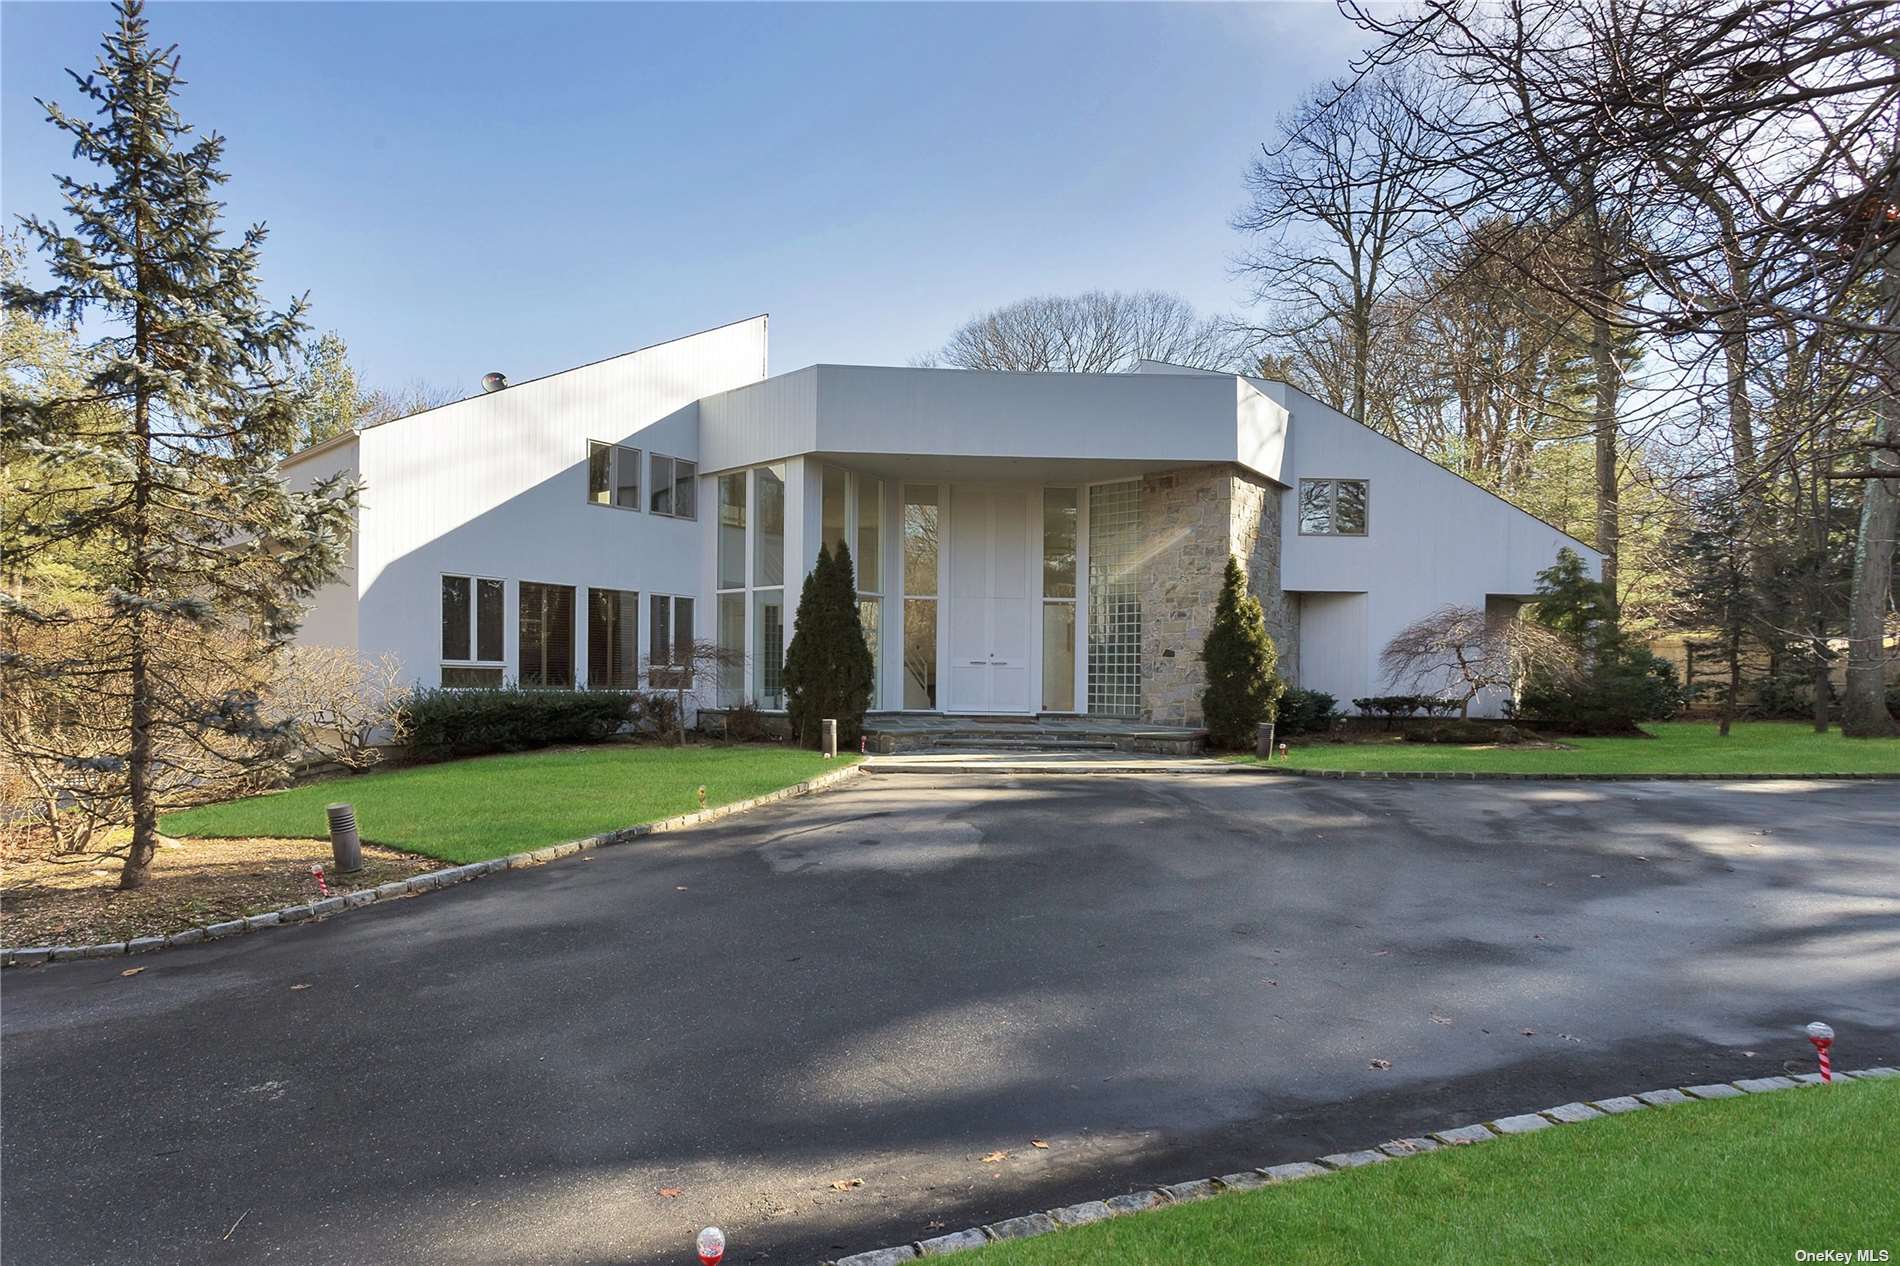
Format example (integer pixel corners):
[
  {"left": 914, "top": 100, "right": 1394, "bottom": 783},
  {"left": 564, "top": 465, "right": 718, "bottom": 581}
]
[{"left": 1, "top": 831, "right": 444, "bottom": 948}]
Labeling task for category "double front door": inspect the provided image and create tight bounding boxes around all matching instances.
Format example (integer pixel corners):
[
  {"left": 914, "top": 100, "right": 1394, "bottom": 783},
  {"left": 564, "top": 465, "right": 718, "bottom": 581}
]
[{"left": 945, "top": 484, "right": 1033, "bottom": 713}]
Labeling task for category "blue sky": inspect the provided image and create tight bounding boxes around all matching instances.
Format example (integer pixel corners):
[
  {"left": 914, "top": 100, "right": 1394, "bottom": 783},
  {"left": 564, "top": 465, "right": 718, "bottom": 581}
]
[{"left": 3, "top": 2, "right": 1369, "bottom": 394}]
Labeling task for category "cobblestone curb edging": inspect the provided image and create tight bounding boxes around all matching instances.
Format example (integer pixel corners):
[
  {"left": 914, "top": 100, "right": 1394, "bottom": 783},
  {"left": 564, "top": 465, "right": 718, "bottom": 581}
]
[
  {"left": 865, "top": 761, "right": 1900, "bottom": 782},
  {"left": 1254, "top": 767, "right": 1900, "bottom": 782},
  {"left": 2, "top": 763, "right": 864, "bottom": 969},
  {"left": 819, "top": 1066, "right": 1899, "bottom": 1265}
]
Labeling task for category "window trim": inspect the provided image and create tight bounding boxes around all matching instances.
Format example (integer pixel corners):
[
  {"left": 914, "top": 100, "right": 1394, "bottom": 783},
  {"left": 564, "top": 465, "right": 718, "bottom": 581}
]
[
  {"left": 585, "top": 441, "right": 643, "bottom": 512},
  {"left": 1296, "top": 477, "right": 1371, "bottom": 537},
  {"left": 441, "top": 572, "right": 508, "bottom": 668}
]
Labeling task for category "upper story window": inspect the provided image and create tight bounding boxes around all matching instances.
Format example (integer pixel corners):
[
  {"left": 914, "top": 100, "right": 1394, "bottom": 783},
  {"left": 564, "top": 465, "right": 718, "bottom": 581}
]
[
  {"left": 587, "top": 442, "right": 641, "bottom": 510},
  {"left": 648, "top": 453, "right": 698, "bottom": 519},
  {"left": 1298, "top": 478, "right": 1369, "bottom": 536}
]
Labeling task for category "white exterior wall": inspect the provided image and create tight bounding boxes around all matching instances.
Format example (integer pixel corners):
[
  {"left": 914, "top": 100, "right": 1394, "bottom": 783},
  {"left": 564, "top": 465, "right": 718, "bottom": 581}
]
[
  {"left": 1265, "top": 381, "right": 1599, "bottom": 717},
  {"left": 1296, "top": 592, "right": 1370, "bottom": 706},
  {"left": 347, "top": 316, "right": 768, "bottom": 689},
  {"left": 283, "top": 435, "right": 361, "bottom": 652},
  {"left": 701, "top": 364, "right": 1287, "bottom": 481}
]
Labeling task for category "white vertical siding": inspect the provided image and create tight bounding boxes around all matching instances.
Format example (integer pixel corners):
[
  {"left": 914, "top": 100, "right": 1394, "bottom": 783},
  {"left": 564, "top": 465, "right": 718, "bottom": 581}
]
[
  {"left": 353, "top": 317, "right": 768, "bottom": 688},
  {"left": 283, "top": 436, "right": 361, "bottom": 652}
]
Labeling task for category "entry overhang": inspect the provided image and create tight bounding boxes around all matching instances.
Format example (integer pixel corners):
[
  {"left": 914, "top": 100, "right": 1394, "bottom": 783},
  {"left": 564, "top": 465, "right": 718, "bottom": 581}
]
[{"left": 698, "top": 363, "right": 1288, "bottom": 485}]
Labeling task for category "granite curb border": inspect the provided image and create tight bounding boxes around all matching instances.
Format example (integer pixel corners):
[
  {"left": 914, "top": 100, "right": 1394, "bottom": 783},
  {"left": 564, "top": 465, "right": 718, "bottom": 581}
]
[
  {"left": 820, "top": 1067, "right": 1899, "bottom": 1265},
  {"left": 864, "top": 760, "right": 1900, "bottom": 782},
  {"left": 2, "top": 763, "right": 864, "bottom": 969}
]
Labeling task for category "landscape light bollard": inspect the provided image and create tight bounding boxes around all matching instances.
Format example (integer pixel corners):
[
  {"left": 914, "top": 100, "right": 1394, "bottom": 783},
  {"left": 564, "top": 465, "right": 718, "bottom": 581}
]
[
  {"left": 1806, "top": 1021, "right": 1835, "bottom": 1083},
  {"left": 326, "top": 802, "right": 363, "bottom": 874},
  {"left": 821, "top": 718, "right": 838, "bottom": 759},
  {"left": 696, "top": 1226, "right": 725, "bottom": 1266},
  {"left": 1257, "top": 722, "right": 1275, "bottom": 760}
]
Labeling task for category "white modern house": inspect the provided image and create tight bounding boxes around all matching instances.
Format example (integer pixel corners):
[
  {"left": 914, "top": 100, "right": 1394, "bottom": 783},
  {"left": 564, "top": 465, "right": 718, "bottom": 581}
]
[{"left": 284, "top": 315, "right": 1597, "bottom": 725}]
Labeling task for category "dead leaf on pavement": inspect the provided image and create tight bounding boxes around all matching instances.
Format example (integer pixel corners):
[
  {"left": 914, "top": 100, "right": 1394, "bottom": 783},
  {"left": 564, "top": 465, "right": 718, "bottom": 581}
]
[
  {"left": 120, "top": 967, "right": 144, "bottom": 977},
  {"left": 289, "top": 983, "right": 310, "bottom": 991},
  {"left": 1430, "top": 1014, "right": 1453, "bottom": 1025},
  {"left": 1030, "top": 1139, "right": 1049, "bottom": 1149},
  {"left": 981, "top": 1151, "right": 1009, "bottom": 1163},
  {"left": 658, "top": 1187, "right": 684, "bottom": 1198},
  {"left": 830, "top": 1178, "right": 864, "bottom": 1191},
  {"left": 1521, "top": 1028, "right": 1536, "bottom": 1036},
  {"left": 1369, "top": 1058, "right": 1393, "bottom": 1070}
]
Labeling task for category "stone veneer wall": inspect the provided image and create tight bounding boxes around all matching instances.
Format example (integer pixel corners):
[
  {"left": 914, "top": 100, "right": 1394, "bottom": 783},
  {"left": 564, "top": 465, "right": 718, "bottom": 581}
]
[{"left": 1138, "top": 464, "right": 1294, "bottom": 727}]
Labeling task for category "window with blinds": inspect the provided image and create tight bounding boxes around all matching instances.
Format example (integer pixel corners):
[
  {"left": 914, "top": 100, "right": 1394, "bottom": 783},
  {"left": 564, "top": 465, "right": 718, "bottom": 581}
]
[
  {"left": 518, "top": 582, "right": 575, "bottom": 688},
  {"left": 587, "top": 588, "right": 639, "bottom": 690}
]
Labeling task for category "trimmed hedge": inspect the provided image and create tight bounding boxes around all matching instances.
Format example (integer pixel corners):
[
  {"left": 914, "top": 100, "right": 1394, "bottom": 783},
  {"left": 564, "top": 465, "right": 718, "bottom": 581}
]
[
  {"left": 402, "top": 687, "right": 634, "bottom": 758},
  {"left": 1277, "top": 688, "right": 1340, "bottom": 736}
]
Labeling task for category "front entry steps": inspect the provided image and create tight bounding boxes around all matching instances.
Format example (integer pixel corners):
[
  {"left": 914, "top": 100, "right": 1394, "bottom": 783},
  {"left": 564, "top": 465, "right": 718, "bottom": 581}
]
[{"left": 860, "top": 714, "right": 1206, "bottom": 756}]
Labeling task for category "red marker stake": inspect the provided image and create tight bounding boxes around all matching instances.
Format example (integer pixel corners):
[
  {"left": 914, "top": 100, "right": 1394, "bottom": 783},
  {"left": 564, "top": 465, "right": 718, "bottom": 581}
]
[
  {"left": 310, "top": 864, "right": 330, "bottom": 899},
  {"left": 1806, "top": 1021, "right": 1834, "bottom": 1083}
]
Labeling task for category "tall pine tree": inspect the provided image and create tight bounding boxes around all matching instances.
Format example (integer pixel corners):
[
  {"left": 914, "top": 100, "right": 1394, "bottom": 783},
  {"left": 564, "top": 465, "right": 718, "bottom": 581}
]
[
  {"left": 1, "top": 1, "right": 356, "bottom": 887},
  {"left": 1200, "top": 556, "right": 1283, "bottom": 749}
]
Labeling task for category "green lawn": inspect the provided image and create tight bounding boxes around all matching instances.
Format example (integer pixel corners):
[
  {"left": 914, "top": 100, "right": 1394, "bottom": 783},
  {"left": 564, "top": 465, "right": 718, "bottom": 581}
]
[
  {"left": 161, "top": 744, "right": 853, "bottom": 863},
  {"left": 961, "top": 1078, "right": 1897, "bottom": 1265},
  {"left": 1238, "top": 720, "right": 1900, "bottom": 776}
]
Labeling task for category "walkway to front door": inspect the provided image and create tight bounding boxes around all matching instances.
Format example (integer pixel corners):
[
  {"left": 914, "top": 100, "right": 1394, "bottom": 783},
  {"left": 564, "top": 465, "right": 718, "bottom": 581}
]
[{"left": 946, "top": 484, "right": 1034, "bottom": 713}]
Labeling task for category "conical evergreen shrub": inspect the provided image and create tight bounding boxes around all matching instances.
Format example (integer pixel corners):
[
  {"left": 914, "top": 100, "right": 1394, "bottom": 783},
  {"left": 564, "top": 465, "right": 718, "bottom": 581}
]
[
  {"left": 782, "top": 543, "right": 875, "bottom": 749},
  {"left": 1200, "top": 556, "right": 1283, "bottom": 749}
]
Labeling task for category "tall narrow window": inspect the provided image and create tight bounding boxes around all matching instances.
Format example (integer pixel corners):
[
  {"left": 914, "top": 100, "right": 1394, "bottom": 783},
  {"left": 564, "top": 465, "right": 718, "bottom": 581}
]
[
  {"left": 672, "top": 459, "right": 697, "bottom": 519},
  {"left": 649, "top": 454, "right": 675, "bottom": 516},
  {"left": 856, "top": 475, "right": 883, "bottom": 708},
  {"left": 1042, "top": 487, "right": 1079, "bottom": 711},
  {"left": 903, "top": 485, "right": 939, "bottom": 596},
  {"left": 476, "top": 578, "right": 504, "bottom": 662},
  {"left": 518, "top": 582, "right": 575, "bottom": 688},
  {"left": 755, "top": 589, "right": 784, "bottom": 709},
  {"left": 587, "top": 588, "right": 639, "bottom": 690},
  {"left": 902, "top": 484, "right": 940, "bottom": 709},
  {"left": 857, "top": 475, "right": 882, "bottom": 594},
  {"left": 441, "top": 576, "right": 471, "bottom": 661},
  {"left": 616, "top": 446, "right": 641, "bottom": 508},
  {"left": 858, "top": 597, "right": 881, "bottom": 704},
  {"left": 903, "top": 599, "right": 937, "bottom": 709},
  {"left": 587, "top": 443, "right": 612, "bottom": 507},
  {"left": 821, "top": 465, "right": 848, "bottom": 558},
  {"left": 650, "top": 594, "right": 696, "bottom": 687},
  {"left": 755, "top": 464, "right": 785, "bottom": 587},
  {"left": 718, "top": 473, "right": 747, "bottom": 591},
  {"left": 716, "top": 592, "right": 745, "bottom": 706}
]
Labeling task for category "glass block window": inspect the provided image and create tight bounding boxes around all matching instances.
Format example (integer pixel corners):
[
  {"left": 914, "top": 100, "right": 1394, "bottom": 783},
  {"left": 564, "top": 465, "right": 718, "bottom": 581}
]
[{"left": 1087, "top": 481, "right": 1142, "bottom": 717}]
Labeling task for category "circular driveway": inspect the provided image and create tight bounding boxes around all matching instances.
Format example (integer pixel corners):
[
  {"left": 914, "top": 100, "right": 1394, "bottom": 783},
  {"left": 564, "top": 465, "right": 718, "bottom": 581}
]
[{"left": 4, "top": 772, "right": 1897, "bottom": 1265}]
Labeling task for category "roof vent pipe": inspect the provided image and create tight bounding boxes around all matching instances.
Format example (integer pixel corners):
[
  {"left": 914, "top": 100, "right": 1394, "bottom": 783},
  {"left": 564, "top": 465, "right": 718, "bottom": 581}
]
[{"left": 481, "top": 371, "right": 507, "bottom": 393}]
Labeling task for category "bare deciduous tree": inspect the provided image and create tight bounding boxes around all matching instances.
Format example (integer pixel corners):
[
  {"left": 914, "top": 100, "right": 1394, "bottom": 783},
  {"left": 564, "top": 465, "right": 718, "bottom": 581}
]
[
  {"left": 920, "top": 291, "right": 1246, "bottom": 373},
  {"left": 1379, "top": 604, "right": 1578, "bottom": 717},
  {"left": 267, "top": 647, "right": 412, "bottom": 770},
  {"left": 1235, "top": 69, "right": 1443, "bottom": 430},
  {"left": 643, "top": 638, "right": 743, "bottom": 746}
]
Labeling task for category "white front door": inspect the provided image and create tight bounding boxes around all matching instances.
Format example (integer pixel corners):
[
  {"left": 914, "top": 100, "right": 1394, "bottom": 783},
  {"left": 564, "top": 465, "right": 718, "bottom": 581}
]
[{"left": 946, "top": 484, "right": 1033, "bottom": 713}]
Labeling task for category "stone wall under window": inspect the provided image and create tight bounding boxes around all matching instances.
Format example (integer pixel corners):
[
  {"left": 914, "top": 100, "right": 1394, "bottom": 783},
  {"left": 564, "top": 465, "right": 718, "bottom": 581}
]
[{"left": 1138, "top": 464, "right": 1293, "bottom": 727}]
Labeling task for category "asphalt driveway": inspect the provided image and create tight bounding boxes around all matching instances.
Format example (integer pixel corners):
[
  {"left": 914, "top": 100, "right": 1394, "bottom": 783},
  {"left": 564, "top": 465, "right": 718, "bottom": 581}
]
[{"left": 3, "top": 772, "right": 1897, "bottom": 1265}]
